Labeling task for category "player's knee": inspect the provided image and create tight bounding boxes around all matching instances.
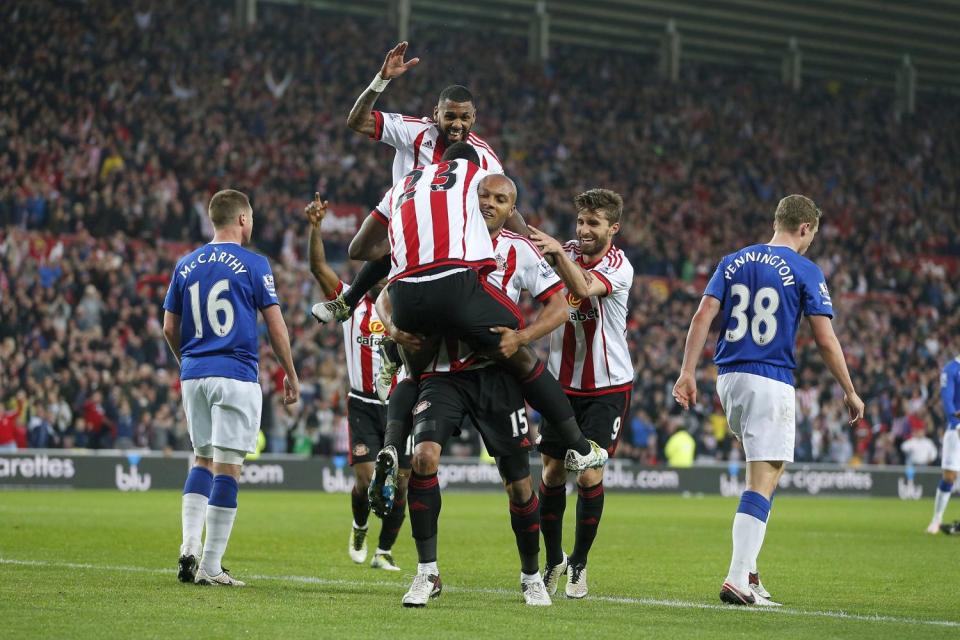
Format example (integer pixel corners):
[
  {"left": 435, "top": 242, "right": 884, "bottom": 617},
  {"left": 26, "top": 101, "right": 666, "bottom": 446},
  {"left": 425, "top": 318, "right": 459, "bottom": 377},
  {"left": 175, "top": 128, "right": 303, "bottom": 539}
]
[
  {"left": 541, "top": 455, "right": 567, "bottom": 487},
  {"left": 504, "top": 477, "right": 533, "bottom": 504},
  {"left": 411, "top": 447, "right": 440, "bottom": 475},
  {"left": 577, "top": 466, "right": 603, "bottom": 487},
  {"left": 945, "top": 470, "right": 958, "bottom": 484},
  {"left": 353, "top": 465, "right": 374, "bottom": 490}
]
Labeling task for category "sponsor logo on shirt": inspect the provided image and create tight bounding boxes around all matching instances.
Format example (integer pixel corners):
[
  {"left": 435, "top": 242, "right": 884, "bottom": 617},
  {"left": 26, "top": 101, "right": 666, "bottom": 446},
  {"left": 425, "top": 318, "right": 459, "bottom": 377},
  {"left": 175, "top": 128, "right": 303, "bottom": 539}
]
[{"left": 368, "top": 320, "right": 386, "bottom": 334}]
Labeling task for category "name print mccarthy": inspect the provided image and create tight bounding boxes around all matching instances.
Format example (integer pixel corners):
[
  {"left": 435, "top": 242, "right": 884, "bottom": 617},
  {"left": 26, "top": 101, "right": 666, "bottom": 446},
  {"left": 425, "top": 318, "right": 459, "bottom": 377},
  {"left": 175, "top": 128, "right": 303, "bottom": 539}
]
[{"left": 178, "top": 247, "right": 249, "bottom": 278}]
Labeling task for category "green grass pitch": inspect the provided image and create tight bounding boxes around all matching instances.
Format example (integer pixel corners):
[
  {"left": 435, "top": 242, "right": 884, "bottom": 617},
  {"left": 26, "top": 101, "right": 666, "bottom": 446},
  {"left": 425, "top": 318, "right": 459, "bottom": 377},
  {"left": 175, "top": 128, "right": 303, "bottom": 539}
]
[{"left": 1, "top": 490, "right": 957, "bottom": 639}]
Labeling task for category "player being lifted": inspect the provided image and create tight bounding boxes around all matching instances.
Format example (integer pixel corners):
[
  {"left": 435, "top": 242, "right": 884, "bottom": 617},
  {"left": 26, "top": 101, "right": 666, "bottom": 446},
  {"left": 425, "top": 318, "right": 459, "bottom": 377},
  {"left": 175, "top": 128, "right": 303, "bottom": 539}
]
[
  {"left": 528, "top": 189, "right": 634, "bottom": 599},
  {"left": 349, "top": 143, "right": 606, "bottom": 516},
  {"left": 304, "top": 195, "right": 408, "bottom": 570},
  {"left": 672, "top": 195, "right": 864, "bottom": 606},
  {"left": 927, "top": 350, "right": 960, "bottom": 534},
  {"left": 164, "top": 189, "right": 299, "bottom": 586},
  {"left": 374, "top": 173, "right": 567, "bottom": 606},
  {"left": 313, "top": 40, "right": 517, "bottom": 325}
]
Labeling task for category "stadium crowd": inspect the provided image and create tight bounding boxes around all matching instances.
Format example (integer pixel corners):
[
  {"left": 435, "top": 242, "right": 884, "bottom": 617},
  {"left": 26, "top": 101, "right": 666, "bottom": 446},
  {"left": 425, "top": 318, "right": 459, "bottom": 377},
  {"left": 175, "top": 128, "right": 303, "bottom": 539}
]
[{"left": 2, "top": 0, "right": 958, "bottom": 466}]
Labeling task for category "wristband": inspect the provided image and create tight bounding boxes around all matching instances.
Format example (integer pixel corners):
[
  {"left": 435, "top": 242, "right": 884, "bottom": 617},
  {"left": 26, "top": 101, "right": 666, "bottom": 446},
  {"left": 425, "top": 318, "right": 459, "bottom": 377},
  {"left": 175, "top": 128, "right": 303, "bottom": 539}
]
[{"left": 369, "top": 72, "right": 391, "bottom": 93}]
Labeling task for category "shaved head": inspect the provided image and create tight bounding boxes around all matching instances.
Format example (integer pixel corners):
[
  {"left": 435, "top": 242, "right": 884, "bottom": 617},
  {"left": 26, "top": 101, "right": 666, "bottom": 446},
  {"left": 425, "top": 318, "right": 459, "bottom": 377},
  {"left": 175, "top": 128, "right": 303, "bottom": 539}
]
[
  {"left": 479, "top": 174, "right": 517, "bottom": 205},
  {"left": 478, "top": 174, "right": 518, "bottom": 234}
]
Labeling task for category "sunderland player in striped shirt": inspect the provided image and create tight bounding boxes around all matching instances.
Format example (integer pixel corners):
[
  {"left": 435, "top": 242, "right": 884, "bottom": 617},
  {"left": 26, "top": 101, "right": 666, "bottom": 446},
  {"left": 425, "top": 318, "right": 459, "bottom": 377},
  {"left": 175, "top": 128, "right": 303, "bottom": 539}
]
[
  {"left": 374, "top": 173, "right": 567, "bottom": 606},
  {"left": 928, "top": 351, "right": 960, "bottom": 534},
  {"left": 350, "top": 143, "right": 606, "bottom": 520},
  {"left": 303, "top": 195, "right": 408, "bottom": 571},
  {"left": 529, "top": 189, "right": 635, "bottom": 599},
  {"left": 672, "top": 195, "right": 864, "bottom": 606},
  {"left": 314, "top": 40, "right": 515, "bottom": 325},
  {"left": 163, "top": 190, "right": 299, "bottom": 586}
]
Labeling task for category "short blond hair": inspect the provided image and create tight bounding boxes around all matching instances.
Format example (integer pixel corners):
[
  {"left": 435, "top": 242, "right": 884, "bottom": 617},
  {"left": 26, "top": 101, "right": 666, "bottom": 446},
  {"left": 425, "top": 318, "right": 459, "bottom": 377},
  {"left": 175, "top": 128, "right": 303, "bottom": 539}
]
[
  {"left": 574, "top": 188, "right": 623, "bottom": 225},
  {"left": 208, "top": 189, "right": 251, "bottom": 229},
  {"left": 774, "top": 194, "right": 821, "bottom": 232}
]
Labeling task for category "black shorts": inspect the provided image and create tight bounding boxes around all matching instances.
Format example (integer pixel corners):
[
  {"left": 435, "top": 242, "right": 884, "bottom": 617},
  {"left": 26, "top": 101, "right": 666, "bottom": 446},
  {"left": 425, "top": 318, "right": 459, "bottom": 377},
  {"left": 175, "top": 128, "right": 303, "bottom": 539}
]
[
  {"left": 538, "top": 389, "right": 632, "bottom": 459},
  {"left": 412, "top": 366, "right": 533, "bottom": 458},
  {"left": 347, "top": 393, "right": 412, "bottom": 467},
  {"left": 389, "top": 268, "right": 521, "bottom": 353}
]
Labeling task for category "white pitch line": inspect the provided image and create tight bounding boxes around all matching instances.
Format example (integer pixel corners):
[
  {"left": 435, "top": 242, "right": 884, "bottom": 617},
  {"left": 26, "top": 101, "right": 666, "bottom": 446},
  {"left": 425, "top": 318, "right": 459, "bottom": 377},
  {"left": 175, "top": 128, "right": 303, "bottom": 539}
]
[{"left": 2, "top": 557, "right": 957, "bottom": 629}]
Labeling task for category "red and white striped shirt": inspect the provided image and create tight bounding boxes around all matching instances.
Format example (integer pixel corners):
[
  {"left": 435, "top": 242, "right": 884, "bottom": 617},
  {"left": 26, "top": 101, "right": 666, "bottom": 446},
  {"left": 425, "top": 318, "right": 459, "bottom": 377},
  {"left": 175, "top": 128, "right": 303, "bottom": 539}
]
[
  {"left": 372, "top": 159, "right": 495, "bottom": 281},
  {"left": 424, "top": 230, "right": 563, "bottom": 374},
  {"left": 548, "top": 242, "right": 634, "bottom": 395},
  {"left": 371, "top": 111, "right": 503, "bottom": 182},
  {"left": 333, "top": 283, "right": 391, "bottom": 403}
]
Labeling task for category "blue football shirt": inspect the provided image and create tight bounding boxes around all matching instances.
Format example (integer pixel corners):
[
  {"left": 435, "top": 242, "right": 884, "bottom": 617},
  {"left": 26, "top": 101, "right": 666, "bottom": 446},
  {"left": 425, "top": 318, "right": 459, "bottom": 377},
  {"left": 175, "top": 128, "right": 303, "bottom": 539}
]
[
  {"left": 941, "top": 357, "right": 960, "bottom": 430},
  {"left": 704, "top": 244, "right": 833, "bottom": 385},
  {"left": 163, "top": 242, "right": 279, "bottom": 382}
]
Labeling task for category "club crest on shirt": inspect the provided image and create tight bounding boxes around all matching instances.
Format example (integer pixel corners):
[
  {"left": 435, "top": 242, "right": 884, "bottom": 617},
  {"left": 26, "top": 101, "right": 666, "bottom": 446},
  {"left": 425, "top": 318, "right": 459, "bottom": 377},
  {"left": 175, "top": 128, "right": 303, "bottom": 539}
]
[
  {"left": 353, "top": 443, "right": 369, "bottom": 457},
  {"left": 413, "top": 400, "right": 431, "bottom": 415},
  {"left": 495, "top": 254, "right": 507, "bottom": 272}
]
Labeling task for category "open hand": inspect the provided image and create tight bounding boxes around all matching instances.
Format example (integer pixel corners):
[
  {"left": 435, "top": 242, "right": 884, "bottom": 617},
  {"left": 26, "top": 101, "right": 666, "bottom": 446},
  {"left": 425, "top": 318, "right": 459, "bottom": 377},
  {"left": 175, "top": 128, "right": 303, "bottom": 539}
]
[
  {"left": 528, "top": 225, "right": 563, "bottom": 257},
  {"left": 380, "top": 41, "right": 420, "bottom": 80}
]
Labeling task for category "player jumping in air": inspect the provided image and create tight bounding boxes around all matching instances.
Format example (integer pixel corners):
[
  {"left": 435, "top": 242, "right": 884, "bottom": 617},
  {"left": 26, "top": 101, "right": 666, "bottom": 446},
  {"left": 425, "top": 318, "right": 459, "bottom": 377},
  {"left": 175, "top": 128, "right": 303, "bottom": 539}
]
[
  {"left": 304, "top": 195, "right": 408, "bottom": 570},
  {"left": 528, "top": 189, "right": 635, "bottom": 599},
  {"left": 164, "top": 189, "right": 299, "bottom": 586},
  {"left": 672, "top": 195, "right": 864, "bottom": 606},
  {"left": 313, "top": 40, "right": 519, "bottom": 325},
  {"left": 928, "top": 350, "right": 960, "bottom": 534},
  {"left": 375, "top": 173, "right": 568, "bottom": 606}
]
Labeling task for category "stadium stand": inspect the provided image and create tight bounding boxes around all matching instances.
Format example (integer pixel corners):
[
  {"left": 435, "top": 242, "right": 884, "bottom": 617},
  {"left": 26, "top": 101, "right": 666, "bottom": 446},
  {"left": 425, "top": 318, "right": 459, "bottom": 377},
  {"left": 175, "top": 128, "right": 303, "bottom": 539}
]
[{"left": 1, "top": 0, "right": 958, "bottom": 465}]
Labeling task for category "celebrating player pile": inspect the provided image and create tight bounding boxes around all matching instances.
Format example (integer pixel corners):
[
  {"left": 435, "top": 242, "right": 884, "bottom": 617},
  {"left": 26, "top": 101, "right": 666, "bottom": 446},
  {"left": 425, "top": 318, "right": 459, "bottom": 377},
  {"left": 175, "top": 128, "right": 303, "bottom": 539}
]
[{"left": 673, "top": 195, "right": 864, "bottom": 606}]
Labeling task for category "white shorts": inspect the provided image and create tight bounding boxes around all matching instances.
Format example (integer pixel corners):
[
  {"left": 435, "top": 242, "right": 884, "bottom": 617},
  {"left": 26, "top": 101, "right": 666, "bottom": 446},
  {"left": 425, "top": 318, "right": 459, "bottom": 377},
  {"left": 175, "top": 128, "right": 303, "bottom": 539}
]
[
  {"left": 942, "top": 429, "right": 960, "bottom": 472},
  {"left": 181, "top": 377, "right": 263, "bottom": 454},
  {"left": 717, "top": 372, "right": 795, "bottom": 463}
]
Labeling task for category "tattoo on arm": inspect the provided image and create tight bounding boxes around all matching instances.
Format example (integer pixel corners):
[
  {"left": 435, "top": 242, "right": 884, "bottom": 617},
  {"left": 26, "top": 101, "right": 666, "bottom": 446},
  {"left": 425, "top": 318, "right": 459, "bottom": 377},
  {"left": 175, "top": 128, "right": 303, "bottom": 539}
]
[{"left": 347, "top": 88, "right": 381, "bottom": 135}]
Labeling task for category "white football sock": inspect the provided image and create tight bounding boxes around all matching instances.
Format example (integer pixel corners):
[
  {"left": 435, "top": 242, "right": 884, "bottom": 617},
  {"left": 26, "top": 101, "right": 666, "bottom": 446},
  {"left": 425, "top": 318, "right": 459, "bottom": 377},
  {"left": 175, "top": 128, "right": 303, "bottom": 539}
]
[
  {"left": 181, "top": 493, "right": 208, "bottom": 557},
  {"left": 932, "top": 489, "right": 952, "bottom": 525},
  {"left": 418, "top": 561, "right": 438, "bottom": 575},
  {"left": 201, "top": 505, "right": 238, "bottom": 576},
  {"left": 521, "top": 571, "right": 543, "bottom": 584},
  {"left": 726, "top": 513, "right": 767, "bottom": 589},
  {"left": 750, "top": 512, "right": 769, "bottom": 574}
]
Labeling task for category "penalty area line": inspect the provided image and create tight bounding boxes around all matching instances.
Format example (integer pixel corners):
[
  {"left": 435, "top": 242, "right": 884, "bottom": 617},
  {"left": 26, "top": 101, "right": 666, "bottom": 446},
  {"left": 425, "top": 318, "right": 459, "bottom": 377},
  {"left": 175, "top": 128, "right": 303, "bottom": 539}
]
[{"left": 1, "top": 557, "right": 957, "bottom": 629}]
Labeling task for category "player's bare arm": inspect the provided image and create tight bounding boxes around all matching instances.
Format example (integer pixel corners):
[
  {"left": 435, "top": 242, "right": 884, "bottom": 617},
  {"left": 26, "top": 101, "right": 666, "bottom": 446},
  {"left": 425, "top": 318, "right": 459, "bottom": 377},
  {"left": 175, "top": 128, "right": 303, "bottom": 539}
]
[
  {"left": 305, "top": 193, "right": 341, "bottom": 296},
  {"left": 528, "top": 225, "right": 606, "bottom": 299},
  {"left": 489, "top": 290, "right": 567, "bottom": 359},
  {"left": 346, "top": 41, "right": 420, "bottom": 136},
  {"left": 161, "top": 310, "right": 182, "bottom": 367},
  {"left": 807, "top": 314, "right": 865, "bottom": 423},
  {"left": 672, "top": 295, "right": 722, "bottom": 410},
  {"left": 503, "top": 207, "right": 530, "bottom": 237},
  {"left": 262, "top": 304, "right": 299, "bottom": 405},
  {"left": 349, "top": 213, "right": 390, "bottom": 261}
]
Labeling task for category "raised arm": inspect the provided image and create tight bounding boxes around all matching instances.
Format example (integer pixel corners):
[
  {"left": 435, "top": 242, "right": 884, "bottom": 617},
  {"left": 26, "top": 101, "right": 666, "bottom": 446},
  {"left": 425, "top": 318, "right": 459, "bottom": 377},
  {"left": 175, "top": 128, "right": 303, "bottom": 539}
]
[
  {"left": 346, "top": 41, "right": 420, "bottom": 136},
  {"left": 262, "top": 304, "right": 299, "bottom": 405},
  {"left": 304, "top": 194, "right": 341, "bottom": 297},
  {"left": 162, "top": 311, "right": 182, "bottom": 367},
  {"left": 808, "top": 314, "right": 864, "bottom": 423},
  {"left": 672, "top": 295, "right": 722, "bottom": 410}
]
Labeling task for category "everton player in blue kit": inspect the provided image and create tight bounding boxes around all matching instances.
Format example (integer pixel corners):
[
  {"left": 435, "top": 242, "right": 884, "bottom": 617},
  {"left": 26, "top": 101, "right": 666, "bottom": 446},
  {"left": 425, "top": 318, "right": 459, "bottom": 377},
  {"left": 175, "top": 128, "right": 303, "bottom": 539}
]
[
  {"left": 672, "top": 195, "right": 864, "bottom": 606},
  {"left": 163, "top": 189, "right": 300, "bottom": 586},
  {"left": 928, "top": 352, "right": 960, "bottom": 534}
]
